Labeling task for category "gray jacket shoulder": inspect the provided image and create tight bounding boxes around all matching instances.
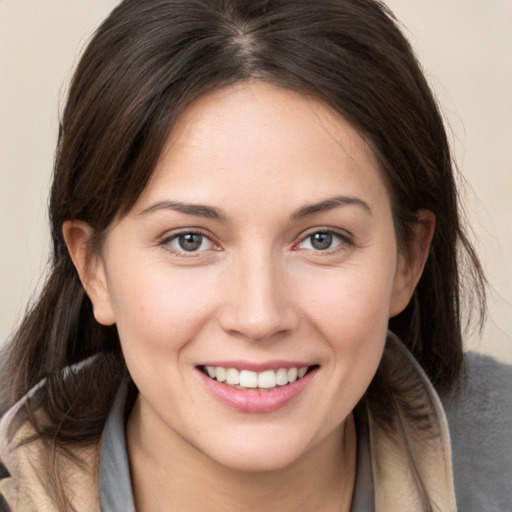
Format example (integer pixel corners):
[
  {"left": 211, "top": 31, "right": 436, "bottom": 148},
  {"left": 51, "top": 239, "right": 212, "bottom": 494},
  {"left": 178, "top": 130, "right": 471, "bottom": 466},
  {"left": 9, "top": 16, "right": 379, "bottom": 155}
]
[{"left": 443, "top": 351, "right": 512, "bottom": 511}]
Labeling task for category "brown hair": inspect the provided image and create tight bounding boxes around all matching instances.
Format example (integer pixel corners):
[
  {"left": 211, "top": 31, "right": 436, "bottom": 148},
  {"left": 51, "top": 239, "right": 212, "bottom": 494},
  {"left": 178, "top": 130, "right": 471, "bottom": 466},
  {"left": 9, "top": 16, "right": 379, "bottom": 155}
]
[{"left": 1, "top": 0, "right": 485, "bottom": 508}]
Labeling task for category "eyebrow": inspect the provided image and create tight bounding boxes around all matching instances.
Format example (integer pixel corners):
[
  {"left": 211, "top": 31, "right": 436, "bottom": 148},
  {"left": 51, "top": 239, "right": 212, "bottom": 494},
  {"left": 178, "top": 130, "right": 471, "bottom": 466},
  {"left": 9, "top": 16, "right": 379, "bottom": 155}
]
[
  {"left": 139, "top": 195, "right": 371, "bottom": 221},
  {"left": 139, "top": 200, "right": 227, "bottom": 220},
  {"left": 290, "top": 195, "right": 372, "bottom": 220}
]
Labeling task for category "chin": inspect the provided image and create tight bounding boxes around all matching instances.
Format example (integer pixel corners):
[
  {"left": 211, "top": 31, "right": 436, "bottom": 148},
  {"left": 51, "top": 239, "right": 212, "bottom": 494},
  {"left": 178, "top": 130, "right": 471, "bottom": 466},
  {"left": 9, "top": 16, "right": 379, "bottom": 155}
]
[
  {"left": 207, "top": 447, "right": 304, "bottom": 474},
  {"left": 194, "top": 425, "right": 328, "bottom": 474}
]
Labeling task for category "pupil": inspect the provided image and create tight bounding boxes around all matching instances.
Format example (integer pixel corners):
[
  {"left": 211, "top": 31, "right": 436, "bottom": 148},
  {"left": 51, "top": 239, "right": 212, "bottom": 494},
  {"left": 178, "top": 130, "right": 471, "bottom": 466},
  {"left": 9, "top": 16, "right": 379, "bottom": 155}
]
[
  {"left": 311, "top": 232, "right": 332, "bottom": 250},
  {"left": 179, "top": 233, "right": 202, "bottom": 251}
]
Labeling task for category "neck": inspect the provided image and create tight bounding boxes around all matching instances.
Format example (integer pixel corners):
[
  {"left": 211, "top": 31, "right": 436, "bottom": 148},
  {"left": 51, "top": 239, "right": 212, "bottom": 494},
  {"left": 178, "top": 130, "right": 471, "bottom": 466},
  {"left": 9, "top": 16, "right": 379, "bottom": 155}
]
[{"left": 127, "top": 397, "right": 357, "bottom": 512}]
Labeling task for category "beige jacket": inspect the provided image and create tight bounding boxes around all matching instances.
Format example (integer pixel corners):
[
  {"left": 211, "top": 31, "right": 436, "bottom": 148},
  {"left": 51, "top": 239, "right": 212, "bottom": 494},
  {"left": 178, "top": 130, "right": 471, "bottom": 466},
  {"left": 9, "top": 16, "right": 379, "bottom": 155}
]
[{"left": 0, "top": 335, "right": 457, "bottom": 511}]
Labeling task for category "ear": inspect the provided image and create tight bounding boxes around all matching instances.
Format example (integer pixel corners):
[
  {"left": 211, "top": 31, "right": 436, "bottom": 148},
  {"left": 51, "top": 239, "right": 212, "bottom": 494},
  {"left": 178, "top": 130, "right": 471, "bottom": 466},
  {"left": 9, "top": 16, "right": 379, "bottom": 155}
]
[
  {"left": 389, "top": 210, "right": 436, "bottom": 317},
  {"left": 62, "top": 220, "right": 116, "bottom": 326}
]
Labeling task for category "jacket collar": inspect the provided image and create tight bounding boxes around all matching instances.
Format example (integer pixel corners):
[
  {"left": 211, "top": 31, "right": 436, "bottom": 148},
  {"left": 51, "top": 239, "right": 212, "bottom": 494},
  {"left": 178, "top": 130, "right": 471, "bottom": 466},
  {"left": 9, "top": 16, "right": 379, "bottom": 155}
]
[
  {"left": 368, "top": 333, "right": 457, "bottom": 511},
  {"left": 0, "top": 393, "right": 99, "bottom": 512}
]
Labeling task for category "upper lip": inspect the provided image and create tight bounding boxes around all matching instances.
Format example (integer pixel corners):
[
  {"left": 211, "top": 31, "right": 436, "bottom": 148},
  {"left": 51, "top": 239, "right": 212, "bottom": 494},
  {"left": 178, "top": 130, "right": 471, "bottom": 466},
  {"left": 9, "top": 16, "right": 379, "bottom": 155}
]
[{"left": 196, "top": 360, "right": 316, "bottom": 372}]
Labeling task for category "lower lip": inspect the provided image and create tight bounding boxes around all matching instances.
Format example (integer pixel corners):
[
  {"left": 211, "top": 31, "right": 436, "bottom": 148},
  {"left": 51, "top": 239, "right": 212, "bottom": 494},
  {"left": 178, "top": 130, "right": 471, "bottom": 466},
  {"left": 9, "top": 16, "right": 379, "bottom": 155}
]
[{"left": 198, "top": 368, "right": 317, "bottom": 413}]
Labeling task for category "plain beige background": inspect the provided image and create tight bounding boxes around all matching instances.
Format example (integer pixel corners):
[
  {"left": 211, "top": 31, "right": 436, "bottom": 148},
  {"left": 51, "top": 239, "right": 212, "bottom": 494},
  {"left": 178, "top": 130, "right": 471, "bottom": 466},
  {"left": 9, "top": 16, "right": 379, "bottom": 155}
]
[{"left": 1, "top": 1, "right": 511, "bottom": 361}]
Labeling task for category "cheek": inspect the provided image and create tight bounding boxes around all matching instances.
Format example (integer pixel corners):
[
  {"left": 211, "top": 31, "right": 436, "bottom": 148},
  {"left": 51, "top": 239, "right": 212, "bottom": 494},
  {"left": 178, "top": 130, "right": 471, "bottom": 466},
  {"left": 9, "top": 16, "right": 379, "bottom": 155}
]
[
  {"left": 317, "top": 278, "right": 390, "bottom": 378},
  {"left": 106, "top": 261, "right": 220, "bottom": 355},
  {"left": 298, "top": 264, "right": 395, "bottom": 337},
  {"left": 292, "top": 258, "right": 395, "bottom": 388}
]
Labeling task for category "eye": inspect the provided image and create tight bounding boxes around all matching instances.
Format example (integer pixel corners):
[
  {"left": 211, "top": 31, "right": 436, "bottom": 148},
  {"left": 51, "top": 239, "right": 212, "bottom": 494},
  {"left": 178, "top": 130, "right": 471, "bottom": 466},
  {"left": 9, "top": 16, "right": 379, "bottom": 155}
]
[
  {"left": 164, "top": 232, "right": 215, "bottom": 253},
  {"left": 297, "top": 230, "right": 348, "bottom": 251}
]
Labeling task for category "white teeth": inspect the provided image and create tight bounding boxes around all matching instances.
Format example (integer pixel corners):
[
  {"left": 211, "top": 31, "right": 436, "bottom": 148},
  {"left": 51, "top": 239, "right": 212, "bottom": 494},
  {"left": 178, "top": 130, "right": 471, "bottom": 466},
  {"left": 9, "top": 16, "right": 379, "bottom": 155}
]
[
  {"left": 216, "top": 367, "right": 226, "bottom": 382},
  {"left": 226, "top": 368, "right": 240, "bottom": 385},
  {"left": 239, "top": 370, "right": 258, "bottom": 388},
  {"left": 204, "top": 365, "right": 313, "bottom": 389},
  {"left": 298, "top": 367, "right": 308, "bottom": 378},
  {"left": 287, "top": 367, "right": 298, "bottom": 382},
  {"left": 276, "top": 368, "right": 288, "bottom": 386},
  {"left": 258, "top": 370, "right": 276, "bottom": 389}
]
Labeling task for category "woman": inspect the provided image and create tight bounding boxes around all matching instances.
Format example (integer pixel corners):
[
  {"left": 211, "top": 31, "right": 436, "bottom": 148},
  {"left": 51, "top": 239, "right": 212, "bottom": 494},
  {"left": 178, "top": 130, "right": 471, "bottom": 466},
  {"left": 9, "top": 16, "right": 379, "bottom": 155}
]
[{"left": 0, "top": 0, "right": 510, "bottom": 511}]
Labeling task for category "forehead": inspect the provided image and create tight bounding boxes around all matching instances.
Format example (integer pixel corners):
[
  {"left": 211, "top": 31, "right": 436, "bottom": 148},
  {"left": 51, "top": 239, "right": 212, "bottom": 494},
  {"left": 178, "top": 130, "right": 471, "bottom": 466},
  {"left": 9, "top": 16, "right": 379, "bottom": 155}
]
[{"left": 134, "top": 81, "right": 389, "bottom": 217}]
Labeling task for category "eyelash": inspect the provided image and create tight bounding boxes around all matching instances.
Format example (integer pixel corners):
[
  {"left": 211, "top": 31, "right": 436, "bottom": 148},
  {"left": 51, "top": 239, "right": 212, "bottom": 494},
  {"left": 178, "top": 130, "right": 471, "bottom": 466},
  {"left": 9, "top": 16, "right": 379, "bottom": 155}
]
[
  {"left": 159, "top": 230, "right": 219, "bottom": 257},
  {"left": 159, "top": 228, "right": 354, "bottom": 258},
  {"left": 294, "top": 228, "right": 354, "bottom": 255}
]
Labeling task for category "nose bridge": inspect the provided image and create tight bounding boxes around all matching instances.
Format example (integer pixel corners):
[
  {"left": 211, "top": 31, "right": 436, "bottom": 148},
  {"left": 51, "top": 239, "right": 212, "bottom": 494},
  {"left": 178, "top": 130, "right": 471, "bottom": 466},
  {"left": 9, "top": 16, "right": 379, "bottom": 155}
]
[{"left": 220, "top": 242, "right": 296, "bottom": 340}]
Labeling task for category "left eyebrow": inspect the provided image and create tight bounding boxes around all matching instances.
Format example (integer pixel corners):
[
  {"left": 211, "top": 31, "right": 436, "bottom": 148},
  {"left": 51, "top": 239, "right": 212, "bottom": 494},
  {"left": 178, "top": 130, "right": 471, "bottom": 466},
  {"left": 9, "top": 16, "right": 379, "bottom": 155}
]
[
  {"left": 290, "top": 195, "right": 372, "bottom": 220},
  {"left": 138, "top": 200, "right": 227, "bottom": 220}
]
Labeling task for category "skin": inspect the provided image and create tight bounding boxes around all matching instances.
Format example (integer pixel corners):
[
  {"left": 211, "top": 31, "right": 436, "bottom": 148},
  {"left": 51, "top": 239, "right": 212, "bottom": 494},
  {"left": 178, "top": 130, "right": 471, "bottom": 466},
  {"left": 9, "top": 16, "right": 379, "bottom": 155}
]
[{"left": 64, "top": 81, "right": 434, "bottom": 511}]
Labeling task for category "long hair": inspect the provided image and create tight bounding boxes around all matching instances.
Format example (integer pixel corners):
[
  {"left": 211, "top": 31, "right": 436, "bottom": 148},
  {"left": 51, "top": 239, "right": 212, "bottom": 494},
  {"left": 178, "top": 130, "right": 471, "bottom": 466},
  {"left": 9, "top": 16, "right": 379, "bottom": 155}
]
[{"left": 0, "top": 0, "right": 485, "bottom": 508}]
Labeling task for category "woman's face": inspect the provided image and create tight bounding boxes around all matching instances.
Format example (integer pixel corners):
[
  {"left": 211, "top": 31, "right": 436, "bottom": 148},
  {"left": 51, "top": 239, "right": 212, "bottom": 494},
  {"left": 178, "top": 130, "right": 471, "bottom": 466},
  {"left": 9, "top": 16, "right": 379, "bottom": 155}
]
[{"left": 83, "top": 81, "right": 424, "bottom": 472}]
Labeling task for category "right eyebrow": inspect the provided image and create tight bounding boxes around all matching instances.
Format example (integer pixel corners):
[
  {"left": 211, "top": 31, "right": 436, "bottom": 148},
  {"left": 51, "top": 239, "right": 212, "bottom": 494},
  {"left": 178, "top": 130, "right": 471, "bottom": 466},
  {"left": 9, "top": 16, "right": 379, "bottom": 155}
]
[{"left": 138, "top": 200, "right": 227, "bottom": 220}]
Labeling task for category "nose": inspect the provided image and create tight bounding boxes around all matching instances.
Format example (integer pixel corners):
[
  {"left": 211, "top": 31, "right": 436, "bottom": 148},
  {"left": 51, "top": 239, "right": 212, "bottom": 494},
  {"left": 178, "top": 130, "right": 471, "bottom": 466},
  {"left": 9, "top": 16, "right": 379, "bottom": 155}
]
[{"left": 218, "top": 248, "right": 299, "bottom": 341}]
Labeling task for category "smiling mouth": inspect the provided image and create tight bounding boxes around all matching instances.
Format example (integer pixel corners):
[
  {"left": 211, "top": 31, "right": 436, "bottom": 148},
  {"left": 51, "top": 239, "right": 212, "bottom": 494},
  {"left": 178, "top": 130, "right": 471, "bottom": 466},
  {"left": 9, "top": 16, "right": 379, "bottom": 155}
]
[{"left": 199, "top": 365, "right": 318, "bottom": 391}]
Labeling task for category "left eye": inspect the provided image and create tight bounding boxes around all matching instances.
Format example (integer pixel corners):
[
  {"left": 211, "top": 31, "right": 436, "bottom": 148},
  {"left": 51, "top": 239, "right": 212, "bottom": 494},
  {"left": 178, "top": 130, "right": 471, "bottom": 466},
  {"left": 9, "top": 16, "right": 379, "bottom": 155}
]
[
  {"left": 297, "top": 231, "right": 345, "bottom": 251},
  {"left": 166, "top": 232, "right": 214, "bottom": 253}
]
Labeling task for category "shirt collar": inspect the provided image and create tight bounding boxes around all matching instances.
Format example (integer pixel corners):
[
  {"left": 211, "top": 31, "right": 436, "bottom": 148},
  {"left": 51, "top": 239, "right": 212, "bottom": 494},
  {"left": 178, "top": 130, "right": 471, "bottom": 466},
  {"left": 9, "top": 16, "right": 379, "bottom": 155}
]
[{"left": 99, "top": 379, "right": 136, "bottom": 512}]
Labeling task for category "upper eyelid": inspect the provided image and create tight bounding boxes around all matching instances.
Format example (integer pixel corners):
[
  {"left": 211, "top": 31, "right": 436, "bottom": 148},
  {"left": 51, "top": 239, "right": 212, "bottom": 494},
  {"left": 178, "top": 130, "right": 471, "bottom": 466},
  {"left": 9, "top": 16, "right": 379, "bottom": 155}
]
[
  {"left": 297, "top": 227, "right": 353, "bottom": 242},
  {"left": 160, "top": 228, "right": 216, "bottom": 242}
]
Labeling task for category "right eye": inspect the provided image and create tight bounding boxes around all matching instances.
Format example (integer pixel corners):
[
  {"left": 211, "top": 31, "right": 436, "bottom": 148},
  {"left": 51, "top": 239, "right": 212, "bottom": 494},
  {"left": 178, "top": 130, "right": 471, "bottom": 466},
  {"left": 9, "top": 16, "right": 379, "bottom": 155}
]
[{"left": 162, "top": 231, "right": 216, "bottom": 254}]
